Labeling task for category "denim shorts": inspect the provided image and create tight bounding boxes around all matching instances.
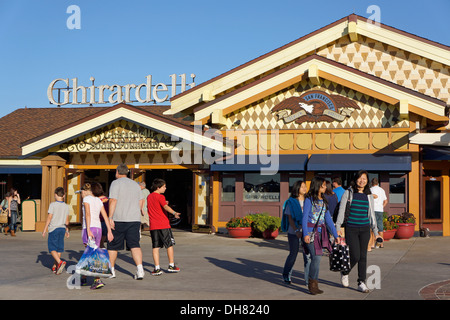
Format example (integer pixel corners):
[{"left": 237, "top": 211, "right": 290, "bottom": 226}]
[
  {"left": 375, "top": 211, "right": 384, "bottom": 232},
  {"left": 48, "top": 228, "right": 66, "bottom": 253}
]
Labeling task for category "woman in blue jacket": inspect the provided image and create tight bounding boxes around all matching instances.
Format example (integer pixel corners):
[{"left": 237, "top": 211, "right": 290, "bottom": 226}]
[
  {"left": 302, "top": 176, "right": 340, "bottom": 295},
  {"left": 281, "top": 180, "right": 309, "bottom": 285}
]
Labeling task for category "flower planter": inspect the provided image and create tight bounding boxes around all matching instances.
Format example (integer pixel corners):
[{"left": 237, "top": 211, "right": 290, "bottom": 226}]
[
  {"left": 262, "top": 229, "right": 279, "bottom": 240},
  {"left": 383, "top": 229, "right": 397, "bottom": 241},
  {"left": 395, "top": 223, "right": 415, "bottom": 239},
  {"left": 227, "top": 227, "right": 252, "bottom": 238}
]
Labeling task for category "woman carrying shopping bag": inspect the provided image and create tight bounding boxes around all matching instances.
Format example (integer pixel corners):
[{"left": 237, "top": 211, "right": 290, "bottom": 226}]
[
  {"left": 302, "top": 176, "right": 340, "bottom": 295},
  {"left": 335, "top": 170, "right": 382, "bottom": 293}
]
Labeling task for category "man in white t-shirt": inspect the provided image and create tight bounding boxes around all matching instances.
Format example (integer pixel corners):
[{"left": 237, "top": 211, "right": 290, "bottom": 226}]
[{"left": 370, "top": 178, "right": 387, "bottom": 247}]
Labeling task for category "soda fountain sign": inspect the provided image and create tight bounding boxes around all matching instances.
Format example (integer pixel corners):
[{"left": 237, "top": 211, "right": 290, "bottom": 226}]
[{"left": 47, "top": 73, "right": 196, "bottom": 105}]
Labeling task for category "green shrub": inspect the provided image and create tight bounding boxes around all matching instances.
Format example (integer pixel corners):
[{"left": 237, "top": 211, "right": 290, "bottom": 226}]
[{"left": 248, "top": 213, "right": 281, "bottom": 233}]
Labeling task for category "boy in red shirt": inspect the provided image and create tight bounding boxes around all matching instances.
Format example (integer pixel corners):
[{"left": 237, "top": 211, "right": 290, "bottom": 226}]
[{"left": 147, "top": 178, "right": 181, "bottom": 275}]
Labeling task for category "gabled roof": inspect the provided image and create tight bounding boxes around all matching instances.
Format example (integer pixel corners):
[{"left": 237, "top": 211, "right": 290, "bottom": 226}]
[
  {"left": 167, "top": 14, "right": 449, "bottom": 115},
  {"left": 0, "top": 104, "right": 228, "bottom": 158},
  {"left": 192, "top": 54, "right": 447, "bottom": 123}
]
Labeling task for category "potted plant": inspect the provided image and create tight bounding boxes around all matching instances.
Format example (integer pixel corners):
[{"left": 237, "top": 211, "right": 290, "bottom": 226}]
[
  {"left": 262, "top": 215, "right": 281, "bottom": 240},
  {"left": 248, "top": 213, "right": 281, "bottom": 239},
  {"left": 382, "top": 212, "right": 397, "bottom": 241},
  {"left": 389, "top": 212, "right": 416, "bottom": 239},
  {"left": 226, "top": 217, "right": 252, "bottom": 238},
  {"left": 246, "top": 213, "right": 264, "bottom": 237}
]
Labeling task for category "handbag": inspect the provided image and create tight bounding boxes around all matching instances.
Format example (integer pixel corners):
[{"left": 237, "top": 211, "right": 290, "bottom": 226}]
[
  {"left": 307, "top": 202, "right": 324, "bottom": 243},
  {"left": 329, "top": 238, "right": 350, "bottom": 272},
  {"left": 0, "top": 208, "right": 8, "bottom": 224}
]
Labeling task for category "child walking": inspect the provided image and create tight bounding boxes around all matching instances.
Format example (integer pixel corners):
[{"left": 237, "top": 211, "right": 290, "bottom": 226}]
[
  {"left": 147, "top": 178, "right": 181, "bottom": 275},
  {"left": 80, "top": 182, "right": 114, "bottom": 289},
  {"left": 42, "top": 187, "right": 70, "bottom": 275}
]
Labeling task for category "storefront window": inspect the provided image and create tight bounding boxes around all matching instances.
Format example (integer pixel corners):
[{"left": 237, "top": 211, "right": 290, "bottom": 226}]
[
  {"left": 243, "top": 173, "right": 280, "bottom": 202},
  {"left": 221, "top": 173, "right": 235, "bottom": 202},
  {"left": 389, "top": 173, "right": 406, "bottom": 204}
]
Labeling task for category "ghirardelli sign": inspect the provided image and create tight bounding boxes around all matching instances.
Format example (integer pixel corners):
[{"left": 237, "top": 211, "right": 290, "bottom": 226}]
[
  {"left": 47, "top": 74, "right": 196, "bottom": 106},
  {"left": 272, "top": 90, "right": 360, "bottom": 124}
]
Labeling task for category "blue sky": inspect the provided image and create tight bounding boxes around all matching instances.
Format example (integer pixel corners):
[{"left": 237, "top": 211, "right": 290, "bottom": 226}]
[{"left": 0, "top": 0, "right": 449, "bottom": 118}]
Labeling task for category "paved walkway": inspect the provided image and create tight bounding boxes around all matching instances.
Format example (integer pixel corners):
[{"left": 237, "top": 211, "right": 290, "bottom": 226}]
[{"left": 1, "top": 229, "right": 450, "bottom": 302}]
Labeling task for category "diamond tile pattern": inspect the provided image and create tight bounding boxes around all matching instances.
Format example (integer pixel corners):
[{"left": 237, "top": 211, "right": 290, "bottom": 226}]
[
  {"left": 318, "top": 36, "right": 449, "bottom": 104},
  {"left": 222, "top": 34, "right": 448, "bottom": 131},
  {"left": 225, "top": 78, "right": 404, "bottom": 130}
]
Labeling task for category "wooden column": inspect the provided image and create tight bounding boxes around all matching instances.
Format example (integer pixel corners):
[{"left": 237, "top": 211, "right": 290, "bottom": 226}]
[
  {"left": 409, "top": 152, "right": 421, "bottom": 232},
  {"left": 443, "top": 168, "right": 450, "bottom": 237},
  {"left": 36, "top": 155, "right": 67, "bottom": 232},
  {"left": 211, "top": 171, "right": 220, "bottom": 232}
]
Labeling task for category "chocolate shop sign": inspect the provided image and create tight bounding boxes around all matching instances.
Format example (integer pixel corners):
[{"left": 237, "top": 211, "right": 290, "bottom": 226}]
[
  {"left": 47, "top": 74, "right": 196, "bottom": 105},
  {"left": 56, "top": 123, "right": 178, "bottom": 153}
]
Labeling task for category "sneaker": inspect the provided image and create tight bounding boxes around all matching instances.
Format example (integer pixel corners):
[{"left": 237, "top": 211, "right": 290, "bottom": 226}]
[
  {"left": 358, "top": 281, "right": 370, "bottom": 293},
  {"left": 151, "top": 268, "right": 163, "bottom": 276},
  {"left": 167, "top": 265, "right": 180, "bottom": 273},
  {"left": 80, "top": 277, "right": 88, "bottom": 286},
  {"left": 110, "top": 269, "right": 116, "bottom": 279},
  {"left": 282, "top": 275, "right": 291, "bottom": 284},
  {"left": 90, "top": 279, "right": 105, "bottom": 290},
  {"left": 134, "top": 269, "right": 145, "bottom": 280},
  {"left": 56, "top": 260, "right": 66, "bottom": 275},
  {"left": 51, "top": 265, "right": 56, "bottom": 274},
  {"left": 341, "top": 273, "right": 349, "bottom": 287}
]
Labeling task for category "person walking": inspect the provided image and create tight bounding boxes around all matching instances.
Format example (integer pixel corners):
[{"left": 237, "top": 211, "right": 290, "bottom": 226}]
[
  {"left": 281, "top": 180, "right": 309, "bottom": 285},
  {"left": 80, "top": 182, "right": 114, "bottom": 289},
  {"left": 42, "top": 187, "right": 70, "bottom": 275},
  {"left": 107, "top": 164, "right": 146, "bottom": 280},
  {"left": 370, "top": 178, "right": 387, "bottom": 248},
  {"left": 302, "top": 177, "right": 340, "bottom": 295},
  {"left": 2, "top": 192, "right": 10, "bottom": 235},
  {"left": 147, "top": 178, "right": 181, "bottom": 275},
  {"left": 98, "top": 187, "right": 110, "bottom": 249},
  {"left": 335, "top": 170, "right": 382, "bottom": 293},
  {"left": 7, "top": 188, "right": 21, "bottom": 236},
  {"left": 139, "top": 182, "right": 150, "bottom": 231},
  {"left": 332, "top": 177, "right": 345, "bottom": 202},
  {"left": 324, "top": 180, "right": 339, "bottom": 223}
]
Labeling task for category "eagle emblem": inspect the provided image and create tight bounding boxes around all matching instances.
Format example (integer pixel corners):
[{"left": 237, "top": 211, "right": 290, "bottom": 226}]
[{"left": 272, "top": 90, "right": 360, "bottom": 124}]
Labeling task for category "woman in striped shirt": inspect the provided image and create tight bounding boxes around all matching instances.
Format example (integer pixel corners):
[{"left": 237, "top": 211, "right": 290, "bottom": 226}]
[{"left": 335, "top": 170, "right": 381, "bottom": 293}]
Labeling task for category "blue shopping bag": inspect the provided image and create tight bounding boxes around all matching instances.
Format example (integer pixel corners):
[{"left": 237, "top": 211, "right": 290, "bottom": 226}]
[{"left": 75, "top": 239, "right": 112, "bottom": 278}]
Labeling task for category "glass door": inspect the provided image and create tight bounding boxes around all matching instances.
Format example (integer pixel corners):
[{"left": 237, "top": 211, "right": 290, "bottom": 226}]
[{"left": 423, "top": 176, "right": 442, "bottom": 223}]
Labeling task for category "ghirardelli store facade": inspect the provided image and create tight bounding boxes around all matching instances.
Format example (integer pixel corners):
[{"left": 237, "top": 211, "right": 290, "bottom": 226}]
[{"left": 1, "top": 14, "right": 449, "bottom": 235}]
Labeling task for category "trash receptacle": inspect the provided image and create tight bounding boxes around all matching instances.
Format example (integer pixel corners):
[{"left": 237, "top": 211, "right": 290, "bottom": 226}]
[{"left": 22, "top": 199, "right": 39, "bottom": 231}]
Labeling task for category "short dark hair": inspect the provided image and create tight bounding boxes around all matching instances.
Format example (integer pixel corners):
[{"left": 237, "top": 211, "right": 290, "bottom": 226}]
[
  {"left": 151, "top": 178, "right": 166, "bottom": 192},
  {"left": 332, "top": 177, "right": 342, "bottom": 185},
  {"left": 116, "top": 164, "right": 129, "bottom": 175},
  {"left": 55, "top": 187, "right": 65, "bottom": 197}
]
